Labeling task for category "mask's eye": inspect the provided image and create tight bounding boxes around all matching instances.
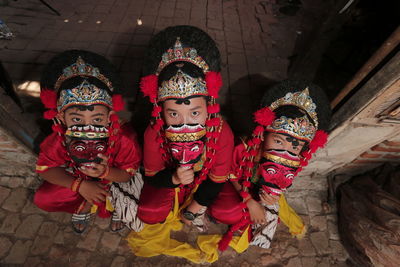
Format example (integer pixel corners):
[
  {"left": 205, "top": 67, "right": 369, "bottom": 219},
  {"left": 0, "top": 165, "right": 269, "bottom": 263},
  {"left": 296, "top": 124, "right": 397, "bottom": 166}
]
[
  {"left": 266, "top": 167, "right": 276, "bottom": 174},
  {"left": 285, "top": 173, "right": 294, "bottom": 179},
  {"left": 96, "top": 144, "right": 105, "bottom": 151},
  {"left": 171, "top": 148, "right": 179, "bottom": 153},
  {"left": 74, "top": 145, "right": 85, "bottom": 151},
  {"left": 93, "top": 117, "right": 103, "bottom": 123},
  {"left": 192, "top": 111, "right": 199, "bottom": 116},
  {"left": 72, "top": 117, "right": 81, "bottom": 123},
  {"left": 190, "top": 145, "right": 199, "bottom": 152}
]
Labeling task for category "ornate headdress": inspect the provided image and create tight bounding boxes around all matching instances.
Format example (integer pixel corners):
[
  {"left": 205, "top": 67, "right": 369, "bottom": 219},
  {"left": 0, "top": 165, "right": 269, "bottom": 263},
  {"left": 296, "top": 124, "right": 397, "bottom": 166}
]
[
  {"left": 39, "top": 50, "right": 125, "bottom": 167},
  {"left": 140, "top": 25, "right": 223, "bottom": 186},
  {"left": 40, "top": 50, "right": 124, "bottom": 119},
  {"left": 218, "top": 80, "right": 331, "bottom": 251}
]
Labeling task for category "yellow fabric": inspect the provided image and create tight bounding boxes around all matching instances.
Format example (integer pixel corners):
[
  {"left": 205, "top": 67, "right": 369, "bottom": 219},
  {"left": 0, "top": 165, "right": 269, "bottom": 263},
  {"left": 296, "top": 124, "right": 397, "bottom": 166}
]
[
  {"left": 278, "top": 194, "right": 306, "bottom": 238},
  {"left": 89, "top": 197, "right": 114, "bottom": 214},
  {"left": 127, "top": 188, "right": 204, "bottom": 263}
]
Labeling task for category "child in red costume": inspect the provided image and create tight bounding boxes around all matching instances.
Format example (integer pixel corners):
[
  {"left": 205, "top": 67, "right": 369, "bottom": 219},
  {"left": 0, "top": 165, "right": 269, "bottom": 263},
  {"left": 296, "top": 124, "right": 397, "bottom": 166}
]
[
  {"left": 210, "top": 80, "right": 331, "bottom": 250},
  {"left": 136, "top": 26, "right": 234, "bottom": 227},
  {"left": 34, "top": 50, "right": 143, "bottom": 233}
]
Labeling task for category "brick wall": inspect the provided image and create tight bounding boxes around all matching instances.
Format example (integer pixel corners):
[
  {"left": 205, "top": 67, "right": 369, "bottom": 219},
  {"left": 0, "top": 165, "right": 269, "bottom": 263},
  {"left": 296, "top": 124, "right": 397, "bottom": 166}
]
[{"left": 343, "top": 138, "right": 400, "bottom": 174}]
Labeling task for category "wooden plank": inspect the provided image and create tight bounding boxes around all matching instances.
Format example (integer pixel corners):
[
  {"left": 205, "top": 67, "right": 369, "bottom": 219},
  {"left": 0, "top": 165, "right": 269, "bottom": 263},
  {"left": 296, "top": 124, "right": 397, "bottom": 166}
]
[{"left": 330, "top": 51, "right": 400, "bottom": 130}]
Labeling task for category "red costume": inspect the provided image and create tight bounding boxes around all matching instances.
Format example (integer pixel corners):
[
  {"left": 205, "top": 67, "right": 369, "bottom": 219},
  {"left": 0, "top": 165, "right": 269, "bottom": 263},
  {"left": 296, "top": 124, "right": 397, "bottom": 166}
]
[
  {"left": 34, "top": 125, "right": 141, "bottom": 215},
  {"left": 135, "top": 26, "right": 234, "bottom": 225},
  {"left": 216, "top": 81, "right": 332, "bottom": 251},
  {"left": 33, "top": 50, "right": 142, "bottom": 221},
  {"left": 138, "top": 121, "right": 233, "bottom": 223}
]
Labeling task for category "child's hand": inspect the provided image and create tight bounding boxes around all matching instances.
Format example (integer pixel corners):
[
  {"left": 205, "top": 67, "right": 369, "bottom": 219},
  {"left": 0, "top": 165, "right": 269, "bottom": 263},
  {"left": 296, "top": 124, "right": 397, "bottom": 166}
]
[
  {"left": 79, "top": 180, "right": 110, "bottom": 204},
  {"left": 79, "top": 154, "right": 109, "bottom": 178},
  {"left": 246, "top": 198, "right": 266, "bottom": 224},
  {"left": 259, "top": 191, "right": 280, "bottom": 205},
  {"left": 172, "top": 166, "right": 194, "bottom": 185}
]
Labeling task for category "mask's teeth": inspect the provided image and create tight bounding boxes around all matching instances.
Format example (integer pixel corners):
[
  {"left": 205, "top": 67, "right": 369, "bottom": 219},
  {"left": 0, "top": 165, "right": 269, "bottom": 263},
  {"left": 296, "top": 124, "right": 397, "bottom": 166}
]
[
  {"left": 104, "top": 128, "right": 109, "bottom": 132},
  {"left": 83, "top": 126, "right": 89, "bottom": 131},
  {"left": 72, "top": 126, "right": 77, "bottom": 130},
  {"left": 78, "top": 126, "right": 82, "bottom": 131},
  {"left": 90, "top": 125, "right": 95, "bottom": 131}
]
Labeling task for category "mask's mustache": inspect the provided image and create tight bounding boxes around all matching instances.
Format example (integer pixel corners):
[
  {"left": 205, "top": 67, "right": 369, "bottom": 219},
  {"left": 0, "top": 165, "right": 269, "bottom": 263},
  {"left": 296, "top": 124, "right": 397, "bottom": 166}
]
[
  {"left": 170, "top": 123, "right": 203, "bottom": 128},
  {"left": 71, "top": 156, "right": 102, "bottom": 164},
  {"left": 265, "top": 149, "right": 297, "bottom": 157}
]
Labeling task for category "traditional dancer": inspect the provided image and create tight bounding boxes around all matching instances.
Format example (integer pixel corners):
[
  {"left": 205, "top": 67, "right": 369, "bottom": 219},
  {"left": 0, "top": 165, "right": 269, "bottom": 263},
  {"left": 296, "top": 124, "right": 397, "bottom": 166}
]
[{"left": 34, "top": 50, "right": 143, "bottom": 233}]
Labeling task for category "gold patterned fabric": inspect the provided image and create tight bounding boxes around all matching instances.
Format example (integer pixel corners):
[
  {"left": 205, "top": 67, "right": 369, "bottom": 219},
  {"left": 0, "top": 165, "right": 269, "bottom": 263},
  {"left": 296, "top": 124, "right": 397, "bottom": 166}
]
[{"left": 262, "top": 152, "right": 301, "bottom": 168}]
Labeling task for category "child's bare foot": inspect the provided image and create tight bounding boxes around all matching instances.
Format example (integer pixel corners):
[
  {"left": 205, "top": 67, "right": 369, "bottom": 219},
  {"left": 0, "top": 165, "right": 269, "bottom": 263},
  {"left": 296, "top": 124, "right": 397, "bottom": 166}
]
[{"left": 110, "top": 212, "right": 124, "bottom": 232}]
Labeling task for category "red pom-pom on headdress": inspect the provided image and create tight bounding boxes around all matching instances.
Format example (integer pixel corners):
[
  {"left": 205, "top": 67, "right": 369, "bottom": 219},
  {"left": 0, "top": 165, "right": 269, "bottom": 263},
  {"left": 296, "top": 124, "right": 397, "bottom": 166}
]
[
  {"left": 112, "top": 94, "right": 125, "bottom": 112},
  {"left": 309, "top": 130, "right": 328, "bottom": 153},
  {"left": 44, "top": 109, "right": 58, "bottom": 120},
  {"left": 254, "top": 107, "right": 275, "bottom": 126},
  {"left": 40, "top": 89, "right": 57, "bottom": 109},
  {"left": 205, "top": 71, "right": 222, "bottom": 98},
  {"left": 140, "top": 74, "right": 158, "bottom": 103}
]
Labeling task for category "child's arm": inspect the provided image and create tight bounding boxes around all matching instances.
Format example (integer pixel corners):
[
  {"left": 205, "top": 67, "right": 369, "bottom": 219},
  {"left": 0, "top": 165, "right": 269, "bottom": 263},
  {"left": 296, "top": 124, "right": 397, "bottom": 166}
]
[
  {"left": 40, "top": 167, "right": 110, "bottom": 204},
  {"left": 230, "top": 180, "right": 267, "bottom": 224},
  {"left": 40, "top": 167, "right": 75, "bottom": 188}
]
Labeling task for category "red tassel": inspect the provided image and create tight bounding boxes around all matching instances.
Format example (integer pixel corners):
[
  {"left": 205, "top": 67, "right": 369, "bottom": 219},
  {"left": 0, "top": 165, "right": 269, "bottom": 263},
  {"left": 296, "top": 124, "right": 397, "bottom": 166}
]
[
  {"left": 252, "top": 137, "right": 262, "bottom": 145},
  {"left": 249, "top": 149, "right": 258, "bottom": 156},
  {"left": 205, "top": 71, "right": 222, "bottom": 98},
  {"left": 253, "top": 125, "right": 264, "bottom": 135},
  {"left": 218, "top": 230, "right": 233, "bottom": 251},
  {"left": 240, "top": 191, "right": 250, "bottom": 199},
  {"left": 110, "top": 114, "right": 119, "bottom": 122},
  {"left": 140, "top": 74, "right": 158, "bottom": 103},
  {"left": 309, "top": 130, "right": 328, "bottom": 153},
  {"left": 151, "top": 106, "right": 162, "bottom": 118},
  {"left": 207, "top": 103, "right": 220, "bottom": 114},
  {"left": 242, "top": 180, "right": 251, "bottom": 187},
  {"left": 44, "top": 109, "right": 58, "bottom": 120},
  {"left": 254, "top": 107, "right": 275, "bottom": 126},
  {"left": 112, "top": 94, "right": 125, "bottom": 112},
  {"left": 40, "top": 89, "right": 57, "bottom": 109},
  {"left": 52, "top": 124, "right": 65, "bottom": 134},
  {"left": 206, "top": 117, "right": 221, "bottom": 127}
]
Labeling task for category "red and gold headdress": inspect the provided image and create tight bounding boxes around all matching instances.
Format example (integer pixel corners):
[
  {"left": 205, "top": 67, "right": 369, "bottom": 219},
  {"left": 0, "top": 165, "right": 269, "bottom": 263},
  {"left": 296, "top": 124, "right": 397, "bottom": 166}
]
[
  {"left": 140, "top": 25, "right": 223, "bottom": 186},
  {"left": 39, "top": 50, "right": 125, "bottom": 167}
]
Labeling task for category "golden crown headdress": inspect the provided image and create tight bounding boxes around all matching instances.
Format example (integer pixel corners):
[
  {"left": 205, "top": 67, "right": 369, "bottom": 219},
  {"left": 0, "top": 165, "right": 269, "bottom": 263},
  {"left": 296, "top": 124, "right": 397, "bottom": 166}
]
[
  {"left": 57, "top": 80, "right": 112, "bottom": 111},
  {"left": 266, "top": 115, "right": 316, "bottom": 142},
  {"left": 269, "top": 88, "right": 318, "bottom": 129},
  {"left": 156, "top": 37, "right": 209, "bottom": 74},
  {"left": 158, "top": 69, "right": 208, "bottom": 101},
  {"left": 54, "top": 56, "right": 114, "bottom": 91}
]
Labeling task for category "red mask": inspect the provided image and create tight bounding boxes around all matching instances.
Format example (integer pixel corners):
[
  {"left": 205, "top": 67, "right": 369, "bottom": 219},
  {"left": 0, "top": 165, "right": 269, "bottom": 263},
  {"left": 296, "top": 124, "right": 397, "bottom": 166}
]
[
  {"left": 67, "top": 139, "right": 108, "bottom": 167},
  {"left": 258, "top": 150, "right": 300, "bottom": 196},
  {"left": 165, "top": 124, "right": 206, "bottom": 168},
  {"left": 170, "top": 141, "right": 205, "bottom": 168}
]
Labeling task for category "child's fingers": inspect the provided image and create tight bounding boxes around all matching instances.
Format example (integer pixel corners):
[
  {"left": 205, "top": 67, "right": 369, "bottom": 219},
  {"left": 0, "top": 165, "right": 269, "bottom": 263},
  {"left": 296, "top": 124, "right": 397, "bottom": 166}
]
[{"left": 97, "top": 153, "right": 109, "bottom": 163}]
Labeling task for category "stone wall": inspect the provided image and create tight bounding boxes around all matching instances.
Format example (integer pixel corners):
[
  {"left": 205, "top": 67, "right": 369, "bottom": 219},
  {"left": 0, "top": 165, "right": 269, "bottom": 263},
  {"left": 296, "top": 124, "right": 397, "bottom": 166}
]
[{"left": 0, "top": 126, "right": 40, "bottom": 190}]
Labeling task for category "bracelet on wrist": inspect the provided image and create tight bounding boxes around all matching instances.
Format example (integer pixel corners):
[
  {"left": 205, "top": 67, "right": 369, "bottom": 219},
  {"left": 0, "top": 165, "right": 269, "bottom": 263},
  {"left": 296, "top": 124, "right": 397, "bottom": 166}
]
[
  {"left": 71, "top": 177, "right": 83, "bottom": 192},
  {"left": 98, "top": 165, "right": 110, "bottom": 179}
]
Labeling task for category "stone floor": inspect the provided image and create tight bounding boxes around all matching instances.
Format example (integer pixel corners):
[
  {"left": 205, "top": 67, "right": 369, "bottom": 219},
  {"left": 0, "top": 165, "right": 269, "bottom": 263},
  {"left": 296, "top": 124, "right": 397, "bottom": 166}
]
[
  {"left": 0, "top": 0, "right": 351, "bottom": 266},
  {"left": 0, "top": 174, "right": 349, "bottom": 266}
]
